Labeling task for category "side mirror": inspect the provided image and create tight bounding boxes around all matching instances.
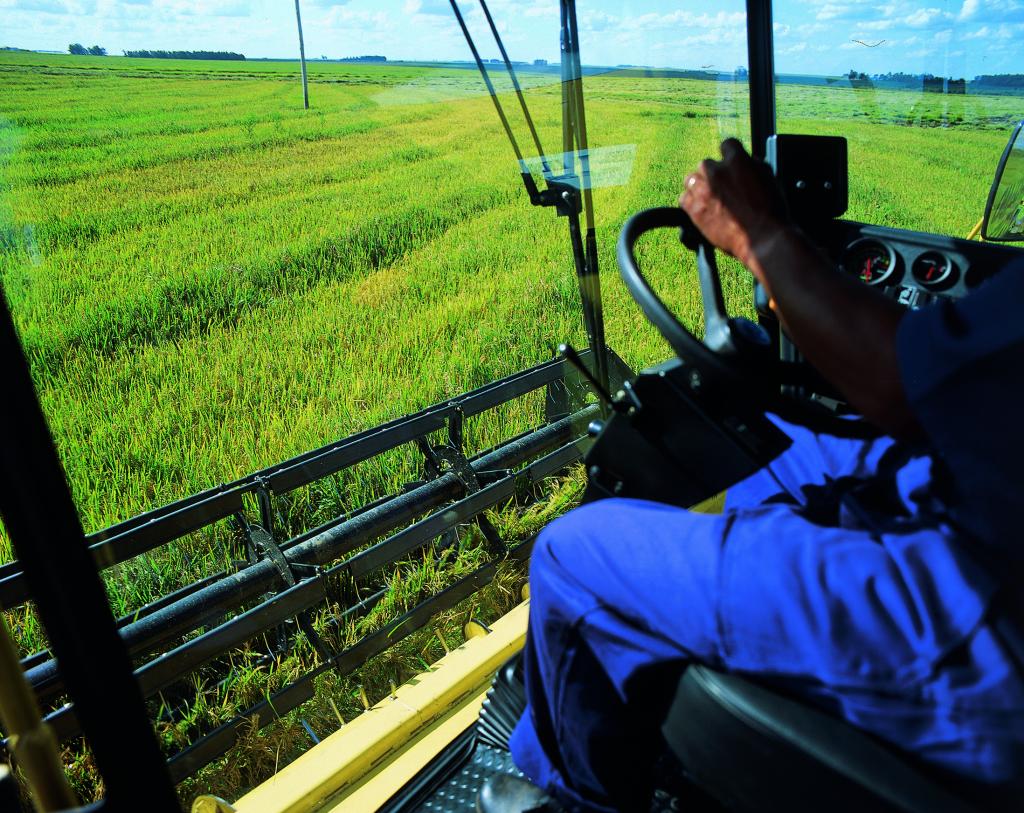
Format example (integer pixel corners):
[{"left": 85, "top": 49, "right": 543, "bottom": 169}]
[{"left": 982, "top": 120, "right": 1024, "bottom": 242}]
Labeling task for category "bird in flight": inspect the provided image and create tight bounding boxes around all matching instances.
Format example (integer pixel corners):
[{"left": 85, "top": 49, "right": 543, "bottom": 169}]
[{"left": 851, "top": 39, "right": 886, "bottom": 47}]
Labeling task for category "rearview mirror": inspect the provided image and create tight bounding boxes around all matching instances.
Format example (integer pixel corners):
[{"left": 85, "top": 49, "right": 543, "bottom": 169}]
[{"left": 982, "top": 120, "right": 1024, "bottom": 242}]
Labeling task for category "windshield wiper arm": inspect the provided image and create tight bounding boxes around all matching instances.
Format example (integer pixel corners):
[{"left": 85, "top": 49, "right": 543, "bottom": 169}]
[
  {"left": 448, "top": 0, "right": 545, "bottom": 203},
  {"left": 477, "top": 0, "right": 554, "bottom": 182},
  {"left": 448, "top": 0, "right": 610, "bottom": 397}
]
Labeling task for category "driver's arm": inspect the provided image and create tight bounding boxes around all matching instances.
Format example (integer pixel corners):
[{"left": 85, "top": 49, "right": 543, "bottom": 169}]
[{"left": 680, "top": 138, "right": 917, "bottom": 437}]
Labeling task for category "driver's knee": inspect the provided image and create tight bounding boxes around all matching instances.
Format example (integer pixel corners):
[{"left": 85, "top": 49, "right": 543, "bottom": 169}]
[
  {"left": 530, "top": 498, "right": 679, "bottom": 609},
  {"left": 533, "top": 499, "right": 639, "bottom": 575},
  {"left": 529, "top": 500, "right": 636, "bottom": 620}
]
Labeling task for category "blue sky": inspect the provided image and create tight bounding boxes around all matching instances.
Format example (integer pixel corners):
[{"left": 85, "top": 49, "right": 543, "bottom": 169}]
[{"left": 1, "top": 0, "right": 1021, "bottom": 77}]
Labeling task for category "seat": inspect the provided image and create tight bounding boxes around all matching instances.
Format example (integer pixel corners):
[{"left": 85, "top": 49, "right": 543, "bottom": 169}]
[{"left": 660, "top": 666, "right": 1013, "bottom": 813}]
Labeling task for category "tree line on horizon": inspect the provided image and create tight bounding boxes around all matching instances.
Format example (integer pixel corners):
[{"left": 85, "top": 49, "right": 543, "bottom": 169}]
[
  {"left": 868, "top": 70, "right": 1024, "bottom": 88},
  {"left": 68, "top": 44, "right": 244, "bottom": 60},
  {"left": 53, "top": 47, "right": 1024, "bottom": 88},
  {"left": 973, "top": 74, "right": 1024, "bottom": 89},
  {"left": 68, "top": 43, "right": 106, "bottom": 56},
  {"left": 123, "top": 49, "right": 245, "bottom": 60}
]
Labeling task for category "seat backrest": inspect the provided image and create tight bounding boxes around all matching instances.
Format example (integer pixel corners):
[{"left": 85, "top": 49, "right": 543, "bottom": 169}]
[{"left": 660, "top": 666, "right": 992, "bottom": 813}]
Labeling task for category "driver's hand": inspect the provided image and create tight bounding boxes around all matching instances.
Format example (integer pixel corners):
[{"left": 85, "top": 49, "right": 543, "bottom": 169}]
[{"left": 679, "top": 139, "right": 789, "bottom": 284}]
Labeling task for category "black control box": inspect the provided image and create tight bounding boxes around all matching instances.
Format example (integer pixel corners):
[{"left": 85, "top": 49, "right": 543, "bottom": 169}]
[{"left": 767, "top": 134, "right": 848, "bottom": 225}]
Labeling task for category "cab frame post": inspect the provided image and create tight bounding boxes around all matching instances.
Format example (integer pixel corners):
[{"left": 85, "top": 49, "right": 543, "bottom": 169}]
[
  {"left": 745, "top": 0, "right": 777, "bottom": 159},
  {"left": 0, "top": 298, "right": 179, "bottom": 811}
]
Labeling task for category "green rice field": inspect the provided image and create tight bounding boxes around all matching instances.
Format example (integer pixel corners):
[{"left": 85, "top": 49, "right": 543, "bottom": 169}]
[{"left": 0, "top": 50, "right": 1021, "bottom": 801}]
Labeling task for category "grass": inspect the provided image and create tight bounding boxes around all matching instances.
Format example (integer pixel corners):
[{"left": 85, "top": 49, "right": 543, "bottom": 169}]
[{"left": 0, "top": 52, "right": 1020, "bottom": 804}]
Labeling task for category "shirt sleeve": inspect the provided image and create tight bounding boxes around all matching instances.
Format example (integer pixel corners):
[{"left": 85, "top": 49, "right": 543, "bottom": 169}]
[{"left": 896, "top": 258, "right": 1024, "bottom": 554}]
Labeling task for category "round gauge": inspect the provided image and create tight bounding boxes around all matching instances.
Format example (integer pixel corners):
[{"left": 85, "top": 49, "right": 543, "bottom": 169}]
[
  {"left": 844, "top": 239, "right": 897, "bottom": 286},
  {"left": 911, "top": 251, "right": 954, "bottom": 288}
]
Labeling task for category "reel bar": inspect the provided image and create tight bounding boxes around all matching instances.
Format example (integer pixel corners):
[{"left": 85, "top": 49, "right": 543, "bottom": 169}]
[
  {"left": 22, "top": 398, "right": 600, "bottom": 703},
  {"left": 165, "top": 540, "right": 535, "bottom": 783},
  {"left": 0, "top": 352, "right": 591, "bottom": 612},
  {"left": 35, "top": 430, "right": 590, "bottom": 780},
  {"left": 10, "top": 344, "right": 627, "bottom": 785}
]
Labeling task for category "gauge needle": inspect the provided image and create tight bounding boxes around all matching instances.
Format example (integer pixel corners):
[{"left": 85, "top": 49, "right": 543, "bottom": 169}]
[{"left": 865, "top": 257, "right": 873, "bottom": 281}]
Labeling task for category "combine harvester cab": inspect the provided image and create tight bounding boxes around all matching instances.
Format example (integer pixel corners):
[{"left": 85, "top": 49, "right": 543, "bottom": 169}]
[{"left": 1, "top": 1, "right": 1023, "bottom": 812}]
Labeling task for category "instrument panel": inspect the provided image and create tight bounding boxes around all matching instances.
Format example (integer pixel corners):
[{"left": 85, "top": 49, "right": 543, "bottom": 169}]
[
  {"left": 769, "top": 221, "right": 1024, "bottom": 406},
  {"left": 827, "top": 220, "right": 1024, "bottom": 307}
]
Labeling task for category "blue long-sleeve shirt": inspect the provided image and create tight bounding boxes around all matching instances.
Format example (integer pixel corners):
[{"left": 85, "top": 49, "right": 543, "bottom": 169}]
[{"left": 897, "top": 259, "right": 1024, "bottom": 562}]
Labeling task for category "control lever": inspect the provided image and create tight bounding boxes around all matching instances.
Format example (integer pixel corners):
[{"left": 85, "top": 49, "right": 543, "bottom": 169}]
[
  {"left": 696, "top": 242, "right": 732, "bottom": 352},
  {"left": 559, "top": 343, "right": 612, "bottom": 404},
  {"left": 695, "top": 239, "right": 772, "bottom": 358},
  {"left": 560, "top": 343, "right": 640, "bottom": 420}
]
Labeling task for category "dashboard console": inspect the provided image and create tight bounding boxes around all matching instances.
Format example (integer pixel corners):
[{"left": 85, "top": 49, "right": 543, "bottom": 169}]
[{"left": 822, "top": 220, "right": 1024, "bottom": 306}]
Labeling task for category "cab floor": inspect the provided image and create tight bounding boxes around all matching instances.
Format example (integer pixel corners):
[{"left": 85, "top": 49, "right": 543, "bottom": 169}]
[
  {"left": 395, "top": 654, "right": 688, "bottom": 813},
  {"left": 411, "top": 742, "right": 521, "bottom": 813},
  {"left": 408, "top": 739, "right": 685, "bottom": 813}
]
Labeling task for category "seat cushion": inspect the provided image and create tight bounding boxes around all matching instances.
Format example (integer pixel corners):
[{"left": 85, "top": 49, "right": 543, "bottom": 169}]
[{"left": 660, "top": 666, "right": 984, "bottom": 813}]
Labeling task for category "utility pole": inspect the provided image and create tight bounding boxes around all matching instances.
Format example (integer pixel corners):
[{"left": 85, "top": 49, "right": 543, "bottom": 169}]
[{"left": 294, "top": 0, "right": 310, "bottom": 109}]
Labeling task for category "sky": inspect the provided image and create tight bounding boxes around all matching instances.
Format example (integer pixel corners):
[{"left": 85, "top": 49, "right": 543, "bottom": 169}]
[{"left": 1, "top": 0, "right": 1022, "bottom": 77}]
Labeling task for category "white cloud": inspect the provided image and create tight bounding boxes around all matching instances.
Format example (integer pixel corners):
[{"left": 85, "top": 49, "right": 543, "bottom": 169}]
[
  {"left": 904, "top": 7, "right": 948, "bottom": 25},
  {"left": 581, "top": 10, "right": 617, "bottom": 32},
  {"left": 816, "top": 3, "right": 849, "bottom": 20},
  {"left": 954, "top": 0, "right": 1024, "bottom": 24},
  {"left": 958, "top": 0, "right": 981, "bottom": 18},
  {"left": 398, "top": 0, "right": 450, "bottom": 15},
  {"left": 991, "top": 21, "right": 1021, "bottom": 36},
  {"left": 856, "top": 18, "right": 896, "bottom": 30},
  {"left": 1, "top": 0, "right": 1021, "bottom": 75},
  {"left": 5, "top": 0, "right": 67, "bottom": 12}
]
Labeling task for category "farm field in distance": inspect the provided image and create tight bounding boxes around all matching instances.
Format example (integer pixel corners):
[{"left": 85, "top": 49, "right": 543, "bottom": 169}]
[{"left": 1, "top": 50, "right": 1021, "bottom": 802}]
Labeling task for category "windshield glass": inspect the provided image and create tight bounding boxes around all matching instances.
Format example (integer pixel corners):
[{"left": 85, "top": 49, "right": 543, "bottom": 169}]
[
  {"left": 13, "top": 0, "right": 1023, "bottom": 803},
  {"left": 0, "top": 0, "right": 750, "bottom": 534},
  {"left": 1, "top": 0, "right": 754, "bottom": 796},
  {"left": 773, "top": 0, "right": 1024, "bottom": 238}
]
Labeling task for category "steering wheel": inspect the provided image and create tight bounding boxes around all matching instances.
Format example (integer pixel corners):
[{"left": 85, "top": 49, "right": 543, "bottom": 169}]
[{"left": 616, "top": 207, "right": 883, "bottom": 439}]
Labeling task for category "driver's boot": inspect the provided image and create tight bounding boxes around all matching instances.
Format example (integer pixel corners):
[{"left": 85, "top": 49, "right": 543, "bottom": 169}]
[{"left": 476, "top": 774, "right": 566, "bottom": 813}]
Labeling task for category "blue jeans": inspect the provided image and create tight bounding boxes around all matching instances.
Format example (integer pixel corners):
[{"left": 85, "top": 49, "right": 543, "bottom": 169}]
[{"left": 508, "top": 419, "right": 1024, "bottom": 811}]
